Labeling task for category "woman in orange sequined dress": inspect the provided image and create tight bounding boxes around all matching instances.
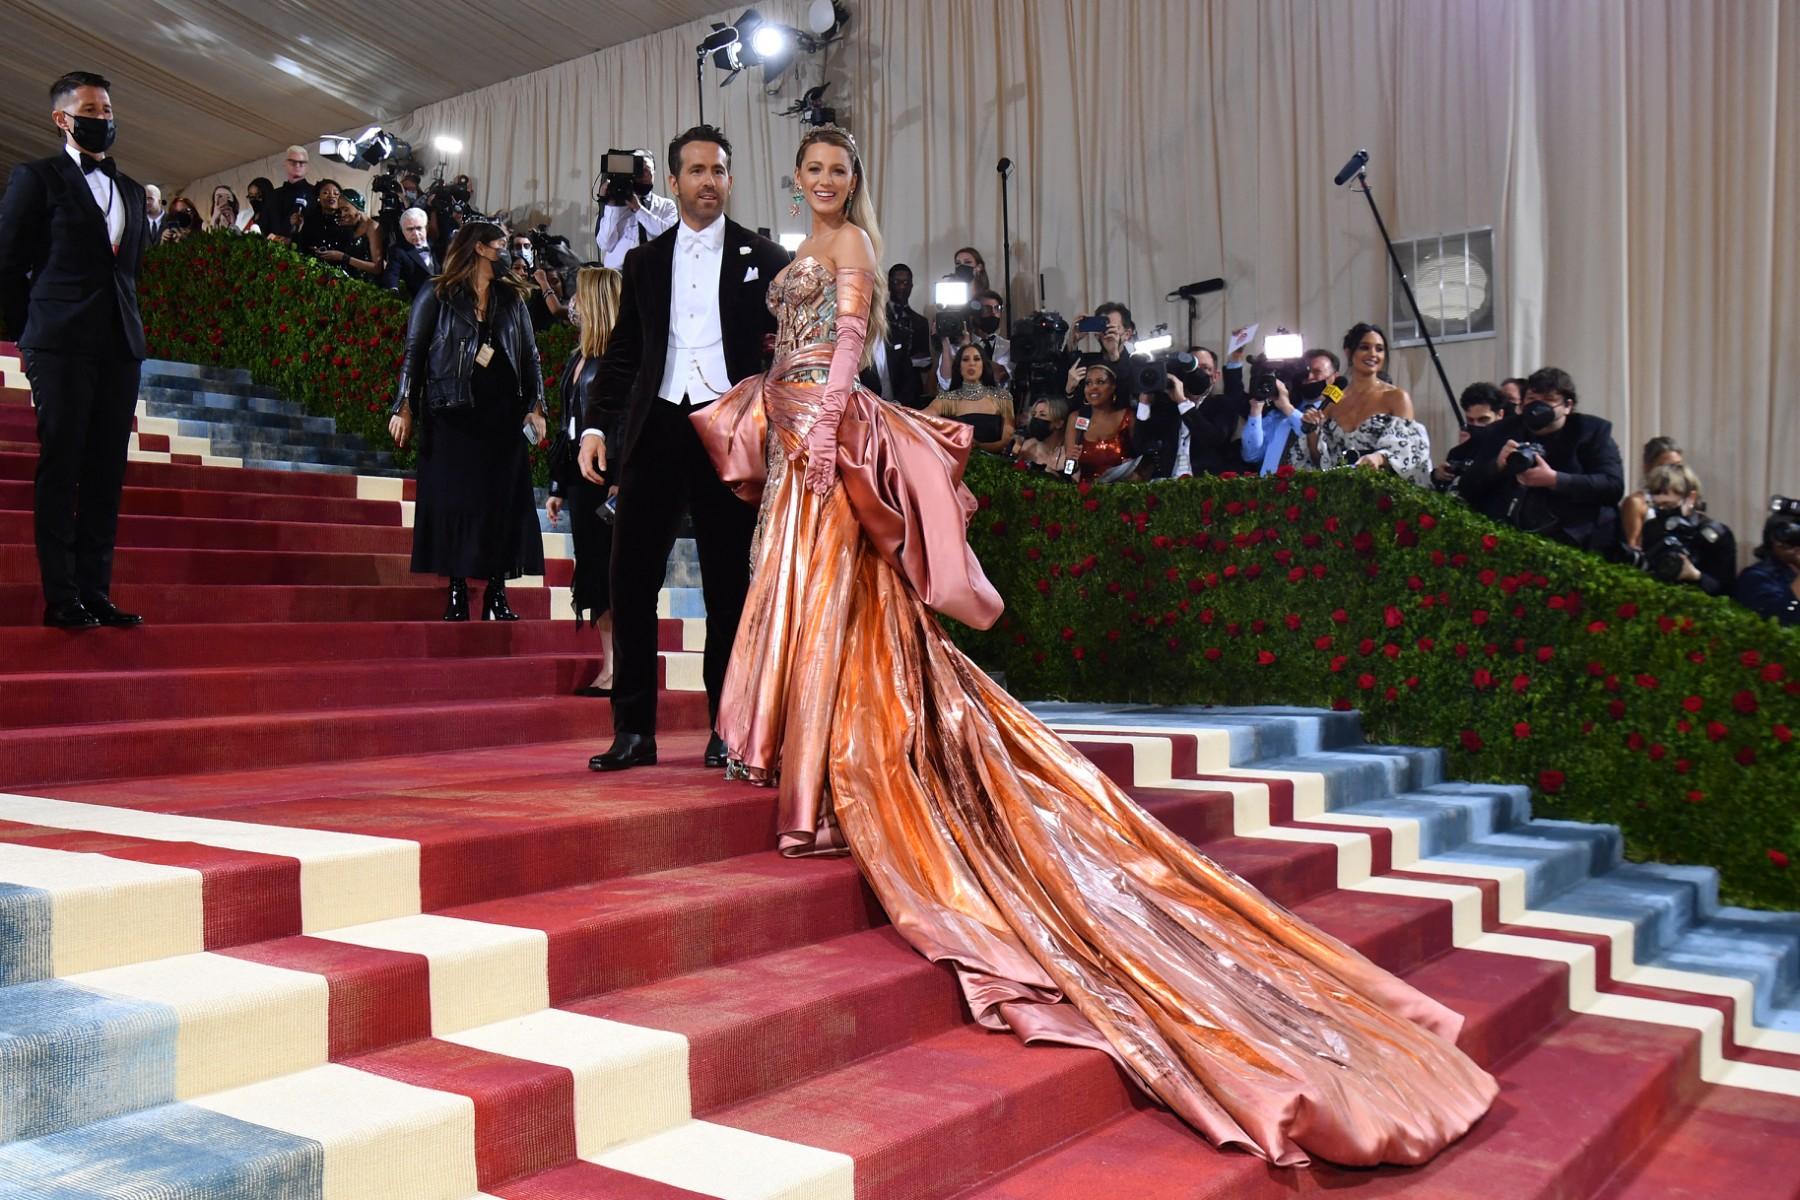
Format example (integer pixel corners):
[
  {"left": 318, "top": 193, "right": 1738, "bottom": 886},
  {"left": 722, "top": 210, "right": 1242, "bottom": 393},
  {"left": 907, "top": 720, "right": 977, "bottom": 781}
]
[{"left": 692, "top": 127, "right": 1496, "bottom": 1168}]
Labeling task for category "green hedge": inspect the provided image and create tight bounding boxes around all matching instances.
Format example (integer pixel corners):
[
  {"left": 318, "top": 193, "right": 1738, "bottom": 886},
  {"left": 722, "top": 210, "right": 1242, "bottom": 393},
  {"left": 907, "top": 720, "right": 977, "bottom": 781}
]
[
  {"left": 139, "top": 236, "right": 1798, "bottom": 909},
  {"left": 950, "top": 456, "right": 1800, "bottom": 911},
  {"left": 138, "top": 232, "right": 575, "bottom": 485}
]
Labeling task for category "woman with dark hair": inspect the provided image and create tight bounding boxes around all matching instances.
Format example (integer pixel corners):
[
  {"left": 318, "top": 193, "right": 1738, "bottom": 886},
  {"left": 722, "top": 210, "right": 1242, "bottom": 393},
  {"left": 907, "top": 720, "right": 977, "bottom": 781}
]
[
  {"left": 927, "top": 340, "right": 1013, "bottom": 453},
  {"left": 1289, "top": 322, "right": 1431, "bottom": 485},
  {"left": 206, "top": 185, "right": 239, "bottom": 233},
  {"left": 1062, "top": 359, "right": 1137, "bottom": 481},
  {"left": 951, "top": 246, "right": 990, "bottom": 294},
  {"left": 160, "top": 195, "right": 202, "bottom": 243},
  {"left": 238, "top": 177, "right": 273, "bottom": 232},
  {"left": 389, "top": 220, "right": 546, "bottom": 620}
]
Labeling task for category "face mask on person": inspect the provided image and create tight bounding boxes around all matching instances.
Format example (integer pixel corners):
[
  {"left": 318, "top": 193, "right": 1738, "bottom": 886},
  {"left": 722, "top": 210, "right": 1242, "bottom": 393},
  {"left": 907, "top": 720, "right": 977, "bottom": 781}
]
[
  {"left": 633, "top": 179, "right": 654, "bottom": 198},
  {"left": 1191, "top": 369, "right": 1213, "bottom": 396},
  {"left": 975, "top": 314, "right": 1001, "bottom": 336},
  {"left": 1521, "top": 400, "right": 1559, "bottom": 433},
  {"left": 62, "top": 114, "right": 116, "bottom": 155},
  {"left": 491, "top": 248, "right": 513, "bottom": 275},
  {"left": 515, "top": 245, "right": 534, "bottom": 269},
  {"left": 1025, "top": 417, "right": 1054, "bottom": 441}
]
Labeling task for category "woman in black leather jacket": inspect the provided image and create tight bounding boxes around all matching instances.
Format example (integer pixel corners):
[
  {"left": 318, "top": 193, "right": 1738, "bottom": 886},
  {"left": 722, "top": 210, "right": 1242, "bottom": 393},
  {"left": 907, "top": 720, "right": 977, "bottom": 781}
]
[
  {"left": 389, "top": 220, "right": 546, "bottom": 620},
  {"left": 546, "top": 266, "right": 622, "bottom": 692}
]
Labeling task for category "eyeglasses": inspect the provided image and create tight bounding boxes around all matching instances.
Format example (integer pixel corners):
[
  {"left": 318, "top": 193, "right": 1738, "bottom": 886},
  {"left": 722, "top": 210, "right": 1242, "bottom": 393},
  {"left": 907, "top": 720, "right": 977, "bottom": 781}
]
[{"left": 286, "top": 158, "right": 307, "bottom": 165}]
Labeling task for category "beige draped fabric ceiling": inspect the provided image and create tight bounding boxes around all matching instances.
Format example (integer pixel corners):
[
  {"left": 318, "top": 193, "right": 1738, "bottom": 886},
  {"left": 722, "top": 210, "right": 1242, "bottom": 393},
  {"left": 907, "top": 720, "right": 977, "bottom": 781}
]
[{"left": 56, "top": 1, "right": 1800, "bottom": 548}]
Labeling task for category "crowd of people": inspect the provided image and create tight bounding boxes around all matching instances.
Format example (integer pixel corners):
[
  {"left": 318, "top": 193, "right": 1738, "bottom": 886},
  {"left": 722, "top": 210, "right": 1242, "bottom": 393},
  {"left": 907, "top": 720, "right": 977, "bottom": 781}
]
[{"left": 140, "top": 135, "right": 1799, "bottom": 634}]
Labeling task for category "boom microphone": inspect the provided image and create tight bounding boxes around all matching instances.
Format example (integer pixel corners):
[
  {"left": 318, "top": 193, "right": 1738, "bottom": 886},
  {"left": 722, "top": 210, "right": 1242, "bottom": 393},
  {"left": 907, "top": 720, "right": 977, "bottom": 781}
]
[
  {"left": 1333, "top": 149, "right": 1369, "bottom": 187},
  {"left": 1167, "top": 277, "right": 1226, "bottom": 300}
]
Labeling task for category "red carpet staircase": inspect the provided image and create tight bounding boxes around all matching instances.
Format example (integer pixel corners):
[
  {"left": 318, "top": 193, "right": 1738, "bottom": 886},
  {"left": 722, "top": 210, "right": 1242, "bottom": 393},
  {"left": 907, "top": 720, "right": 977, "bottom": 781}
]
[{"left": 1, "top": 342, "right": 1798, "bottom": 1199}]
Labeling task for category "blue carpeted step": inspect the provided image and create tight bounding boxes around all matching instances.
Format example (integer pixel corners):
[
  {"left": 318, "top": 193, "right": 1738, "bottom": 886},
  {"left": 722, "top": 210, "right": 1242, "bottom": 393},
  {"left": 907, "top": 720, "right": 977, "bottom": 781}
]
[
  {"left": 1340, "top": 782, "right": 1535, "bottom": 858},
  {"left": 143, "top": 397, "right": 337, "bottom": 436},
  {"left": 141, "top": 370, "right": 279, "bottom": 400}
]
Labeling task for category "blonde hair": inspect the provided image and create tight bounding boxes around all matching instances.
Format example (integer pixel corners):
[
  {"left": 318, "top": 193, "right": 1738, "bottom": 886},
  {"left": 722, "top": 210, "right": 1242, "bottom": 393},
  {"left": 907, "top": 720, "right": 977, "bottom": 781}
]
[
  {"left": 1645, "top": 461, "right": 1701, "bottom": 499},
  {"left": 574, "top": 267, "right": 622, "bottom": 360},
  {"left": 795, "top": 127, "right": 887, "bottom": 367}
]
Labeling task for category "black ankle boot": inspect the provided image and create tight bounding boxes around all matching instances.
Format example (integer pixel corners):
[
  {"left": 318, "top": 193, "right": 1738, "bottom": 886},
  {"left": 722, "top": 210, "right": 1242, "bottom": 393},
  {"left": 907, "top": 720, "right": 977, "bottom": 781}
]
[
  {"left": 482, "top": 578, "right": 520, "bottom": 621},
  {"left": 443, "top": 578, "right": 469, "bottom": 622}
]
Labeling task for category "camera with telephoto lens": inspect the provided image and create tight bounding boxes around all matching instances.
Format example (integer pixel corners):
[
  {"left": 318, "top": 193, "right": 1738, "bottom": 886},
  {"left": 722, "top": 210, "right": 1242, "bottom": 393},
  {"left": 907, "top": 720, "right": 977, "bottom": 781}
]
[
  {"left": 1008, "top": 311, "right": 1074, "bottom": 401},
  {"left": 1641, "top": 507, "right": 1727, "bottom": 583},
  {"left": 524, "top": 224, "right": 580, "bottom": 282},
  {"left": 1128, "top": 350, "right": 1201, "bottom": 398},
  {"left": 598, "top": 150, "right": 651, "bottom": 206},
  {"left": 1245, "top": 329, "right": 1309, "bottom": 402},
  {"left": 426, "top": 174, "right": 475, "bottom": 218}
]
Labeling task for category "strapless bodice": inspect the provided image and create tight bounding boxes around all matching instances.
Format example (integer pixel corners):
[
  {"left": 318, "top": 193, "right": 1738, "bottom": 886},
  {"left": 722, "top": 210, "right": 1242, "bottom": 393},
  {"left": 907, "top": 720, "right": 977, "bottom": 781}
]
[{"left": 768, "top": 256, "right": 842, "bottom": 378}]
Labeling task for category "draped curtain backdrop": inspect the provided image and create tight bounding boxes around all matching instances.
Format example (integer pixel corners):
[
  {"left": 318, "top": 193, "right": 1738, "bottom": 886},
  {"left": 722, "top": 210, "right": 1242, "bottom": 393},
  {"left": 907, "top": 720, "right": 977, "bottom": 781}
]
[{"left": 190, "top": 0, "right": 1800, "bottom": 550}]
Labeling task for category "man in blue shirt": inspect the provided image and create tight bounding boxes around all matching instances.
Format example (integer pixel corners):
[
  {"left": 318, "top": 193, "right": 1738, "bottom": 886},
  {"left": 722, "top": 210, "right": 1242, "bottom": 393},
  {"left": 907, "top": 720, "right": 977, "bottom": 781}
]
[
  {"left": 1735, "top": 507, "right": 1800, "bottom": 626},
  {"left": 1239, "top": 346, "right": 1338, "bottom": 474}
]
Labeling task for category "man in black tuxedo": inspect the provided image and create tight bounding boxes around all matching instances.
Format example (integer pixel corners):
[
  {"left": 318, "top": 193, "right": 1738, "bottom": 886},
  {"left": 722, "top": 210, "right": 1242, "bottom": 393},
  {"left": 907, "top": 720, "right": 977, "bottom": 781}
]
[
  {"left": 577, "top": 125, "right": 790, "bottom": 771},
  {"left": 0, "top": 71, "right": 149, "bottom": 629},
  {"left": 379, "top": 207, "right": 437, "bottom": 300},
  {"left": 861, "top": 263, "right": 931, "bottom": 408}
]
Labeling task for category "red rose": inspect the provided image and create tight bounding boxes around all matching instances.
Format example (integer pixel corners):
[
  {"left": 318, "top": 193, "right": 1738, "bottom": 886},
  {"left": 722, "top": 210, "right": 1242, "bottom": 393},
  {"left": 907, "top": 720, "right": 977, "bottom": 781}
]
[
  {"left": 1513, "top": 722, "right": 1531, "bottom": 739},
  {"left": 1536, "top": 646, "right": 1555, "bottom": 663},
  {"left": 1626, "top": 732, "right": 1645, "bottom": 751},
  {"left": 1472, "top": 668, "right": 1495, "bottom": 690},
  {"left": 1166, "top": 636, "right": 1182, "bottom": 652},
  {"left": 1585, "top": 620, "right": 1608, "bottom": 634},
  {"left": 1617, "top": 602, "right": 1638, "bottom": 619},
  {"left": 1648, "top": 743, "right": 1667, "bottom": 761},
  {"left": 1383, "top": 606, "right": 1404, "bottom": 629},
  {"left": 1686, "top": 790, "right": 1705, "bottom": 804},
  {"left": 1471, "top": 609, "right": 1490, "bottom": 626},
  {"left": 1287, "top": 566, "right": 1306, "bottom": 584},
  {"left": 1538, "top": 770, "right": 1565, "bottom": 794},
  {"left": 1405, "top": 675, "right": 1422, "bottom": 690},
  {"left": 1771, "top": 850, "right": 1791, "bottom": 869},
  {"left": 1357, "top": 673, "right": 1376, "bottom": 690},
  {"left": 1674, "top": 759, "right": 1691, "bottom": 774},
  {"left": 1775, "top": 724, "right": 1794, "bottom": 744},
  {"left": 1315, "top": 635, "right": 1334, "bottom": 651},
  {"left": 1607, "top": 699, "right": 1626, "bottom": 720},
  {"left": 1481, "top": 534, "right": 1499, "bottom": 552},
  {"left": 1204, "top": 647, "right": 1223, "bottom": 661},
  {"left": 1257, "top": 650, "right": 1277, "bottom": 666},
  {"left": 1460, "top": 730, "right": 1484, "bottom": 752},
  {"left": 1035, "top": 578, "right": 1051, "bottom": 594},
  {"left": 1512, "top": 674, "right": 1531, "bottom": 693},
  {"left": 1284, "top": 614, "right": 1303, "bottom": 632},
  {"left": 1681, "top": 695, "right": 1704, "bottom": 713},
  {"left": 1329, "top": 655, "right": 1349, "bottom": 673},
  {"left": 1072, "top": 646, "right": 1086, "bottom": 661},
  {"left": 1736, "top": 746, "right": 1757, "bottom": 766},
  {"left": 1762, "top": 664, "right": 1786, "bottom": 682},
  {"left": 1060, "top": 626, "right": 1076, "bottom": 641},
  {"left": 1383, "top": 643, "right": 1401, "bottom": 660},
  {"left": 1377, "top": 495, "right": 1394, "bottom": 513},
  {"left": 1418, "top": 513, "right": 1437, "bottom": 530},
  {"left": 1331, "top": 609, "right": 1349, "bottom": 624},
  {"left": 1417, "top": 637, "right": 1436, "bottom": 652},
  {"left": 1732, "top": 690, "right": 1759, "bottom": 715},
  {"left": 1706, "top": 721, "right": 1729, "bottom": 742},
  {"left": 1026, "top": 546, "right": 1042, "bottom": 561},
  {"left": 1332, "top": 698, "right": 1353, "bottom": 711},
  {"left": 1635, "top": 674, "right": 1660, "bottom": 690}
]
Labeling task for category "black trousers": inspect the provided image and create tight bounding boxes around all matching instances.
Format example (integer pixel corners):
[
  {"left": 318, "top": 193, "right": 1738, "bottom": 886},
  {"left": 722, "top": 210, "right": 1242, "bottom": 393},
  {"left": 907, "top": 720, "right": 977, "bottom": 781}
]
[
  {"left": 608, "top": 397, "right": 756, "bottom": 736},
  {"left": 22, "top": 345, "right": 142, "bottom": 607}
]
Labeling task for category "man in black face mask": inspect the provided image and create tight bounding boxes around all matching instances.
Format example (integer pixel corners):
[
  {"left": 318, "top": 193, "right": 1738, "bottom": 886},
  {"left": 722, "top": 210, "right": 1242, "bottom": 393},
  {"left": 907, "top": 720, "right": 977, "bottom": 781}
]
[
  {"left": 860, "top": 263, "right": 932, "bottom": 409},
  {"left": 594, "top": 150, "right": 678, "bottom": 271},
  {"left": 1458, "top": 365, "right": 1624, "bottom": 552},
  {"left": 0, "top": 71, "right": 150, "bottom": 629},
  {"left": 935, "top": 289, "right": 1011, "bottom": 393}
]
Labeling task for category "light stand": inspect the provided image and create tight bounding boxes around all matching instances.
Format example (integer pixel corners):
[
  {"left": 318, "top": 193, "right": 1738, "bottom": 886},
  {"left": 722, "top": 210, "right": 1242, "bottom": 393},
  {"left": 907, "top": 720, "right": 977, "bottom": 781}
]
[
  {"left": 996, "top": 157, "right": 1014, "bottom": 320},
  {"left": 1344, "top": 159, "right": 1463, "bottom": 424}
]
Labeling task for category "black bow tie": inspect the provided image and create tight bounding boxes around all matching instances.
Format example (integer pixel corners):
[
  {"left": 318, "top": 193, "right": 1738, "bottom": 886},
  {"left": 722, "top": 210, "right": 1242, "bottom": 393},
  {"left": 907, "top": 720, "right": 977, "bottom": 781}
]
[{"left": 79, "top": 155, "right": 116, "bottom": 178}]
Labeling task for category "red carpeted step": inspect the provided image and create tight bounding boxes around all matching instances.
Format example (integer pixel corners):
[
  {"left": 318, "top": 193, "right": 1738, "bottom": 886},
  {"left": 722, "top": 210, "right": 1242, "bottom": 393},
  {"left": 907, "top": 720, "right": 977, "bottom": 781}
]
[
  {"left": 494, "top": 1162, "right": 715, "bottom": 1199},
  {"left": 1593, "top": 1086, "right": 1800, "bottom": 1198},
  {"left": 0, "top": 450, "right": 366, "bottom": 497},
  {"left": 577, "top": 927, "right": 965, "bottom": 1115},
  {"left": 720, "top": 1022, "right": 1138, "bottom": 1200},
  {"left": 0, "top": 581, "right": 550, "bottom": 624},
  {"left": 0, "top": 544, "right": 419, "bottom": 587},
  {"left": 0, "top": 617, "right": 674, "bottom": 673},
  {"left": 0, "top": 479, "right": 402, "bottom": 526},
  {"left": 0, "top": 654, "right": 602, "bottom": 727},
  {"left": 0, "top": 509, "right": 414, "bottom": 554},
  {"left": 0, "top": 386, "right": 31, "bottom": 407},
  {"left": 0, "top": 692, "right": 703, "bottom": 789},
  {"left": 446, "top": 852, "right": 881, "bottom": 1006}
]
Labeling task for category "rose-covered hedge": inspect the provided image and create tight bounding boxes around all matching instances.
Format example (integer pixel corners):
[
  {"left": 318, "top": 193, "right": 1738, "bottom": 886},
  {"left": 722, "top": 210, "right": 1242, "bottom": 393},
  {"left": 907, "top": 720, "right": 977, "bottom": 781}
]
[
  {"left": 138, "top": 232, "right": 575, "bottom": 485},
  {"left": 952, "top": 455, "right": 1800, "bottom": 911}
]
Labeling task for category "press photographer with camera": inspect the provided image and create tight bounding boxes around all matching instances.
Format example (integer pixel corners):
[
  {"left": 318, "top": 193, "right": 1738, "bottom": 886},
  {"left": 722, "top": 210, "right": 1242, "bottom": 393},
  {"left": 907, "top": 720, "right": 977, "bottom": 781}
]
[
  {"left": 1135, "top": 347, "right": 1243, "bottom": 479},
  {"left": 1457, "top": 366, "right": 1624, "bottom": 552},
  {"left": 158, "top": 195, "right": 201, "bottom": 244},
  {"left": 1064, "top": 301, "right": 1134, "bottom": 397},
  {"left": 1239, "top": 344, "right": 1339, "bottom": 475},
  {"left": 1618, "top": 436, "right": 1687, "bottom": 551},
  {"left": 1430, "top": 381, "right": 1512, "bottom": 489},
  {"left": 1628, "top": 462, "right": 1736, "bottom": 594},
  {"left": 1735, "top": 499, "right": 1800, "bottom": 626},
  {"left": 928, "top": 340, "right": 1014, "bottom": 454},
  {"left": 593, "top": 149, "right": 677, "bottom": 270},
  {"left": 507, "top": 229, "right": 565, "bottom": 331},
  {"left": 936, "top": 289, "right": 1011, "bottom": 391},
  {"left": 425, "top": 174, "right": 476, "bottom": 259}
]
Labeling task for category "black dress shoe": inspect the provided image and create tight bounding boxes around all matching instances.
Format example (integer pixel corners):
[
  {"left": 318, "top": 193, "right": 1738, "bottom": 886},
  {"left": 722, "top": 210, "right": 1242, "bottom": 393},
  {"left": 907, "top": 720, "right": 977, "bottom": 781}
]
[
  {"left": 443, "top": 578, "right": 469, "bottom": 622},
  {"left": 704, "top": 733, "right": 729, "bottom": 769},
  {"left": 589, "top": 732, "right": 657, "bottom": 771},
  {"left": 573, "top": 685, "right": 612, "bottom": 698},
  {"left": 43, "top": 600, "right": 100, "bottom": 629},
  {"left": 80, "top": 595, "right": 143, "bottom": 627}
]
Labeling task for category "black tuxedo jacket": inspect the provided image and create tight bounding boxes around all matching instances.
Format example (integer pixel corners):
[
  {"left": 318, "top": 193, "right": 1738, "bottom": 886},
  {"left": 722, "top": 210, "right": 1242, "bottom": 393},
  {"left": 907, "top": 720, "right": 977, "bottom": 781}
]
[
  {"left": 0, "top": 152, "right": 148, "bottom": 358},
  {"left": 260, "top": 180, "right": 316, "bottom": 240},
  {"left": 593, "top": 217, "right": 790, "bottom": 472},
  {"left": 380, "top": 242, "right": 437, "bottom": 299}
]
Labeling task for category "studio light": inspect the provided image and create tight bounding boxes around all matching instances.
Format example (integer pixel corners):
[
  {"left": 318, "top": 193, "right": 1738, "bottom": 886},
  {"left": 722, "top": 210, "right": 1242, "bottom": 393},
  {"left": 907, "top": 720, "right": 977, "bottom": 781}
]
[
  {"left": 778, "top": 232, "right": 806, "bottom": 252},
  {"left": 433, "top": 135, "right": 464, "bottom": 156},
  {"left": 750, "top": 22, "right": 791, "bottom": 60},
  {"left": 1132, "top": 331, "right": 1173, "bottom": 355},
  {"left": 934, "top": 278, "right": 971, "bottom": 309}
]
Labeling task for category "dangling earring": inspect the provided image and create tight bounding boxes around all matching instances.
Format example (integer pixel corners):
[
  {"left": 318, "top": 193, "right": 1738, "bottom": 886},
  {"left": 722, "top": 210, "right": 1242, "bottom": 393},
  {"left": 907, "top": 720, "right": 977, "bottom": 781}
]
[{"left": 789, "top": 186, "right": 804, "bottom": 219}]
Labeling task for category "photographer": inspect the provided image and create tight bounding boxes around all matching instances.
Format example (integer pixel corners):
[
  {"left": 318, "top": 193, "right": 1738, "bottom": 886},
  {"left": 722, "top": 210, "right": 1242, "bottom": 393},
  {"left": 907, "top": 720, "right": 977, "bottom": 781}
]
[
  {"left": 1619, "top": 436, "right": 1686, "bottom": 551},
  {"left": 1240, "top": 345, "right": 1336, "bottom": 475},
  {"left": 936, "top": 289, "right": 1011, "bottom": 391},
  {"left": 508, "top": 229, "right": 565, "bottom": 331},
  {"left": 1430, "top": 381, "right": 1512, "bottom": 489},
  {"left": 928, "top": 341, "right": 1014, "bottom": 454},
  {"left": 260, "top": 145, "right": 315, "bottom": 244},
  {"left": 425, "top": 174, "right": 475, "bottom": 260},
  {"left": 1458, "top": 366, "right": 1624, "bottom": 552},
  {"left": 1137, "top": 348, "right": 1241, "bottom": 478},
  {"left": 1064, "top": 301, "right": 1133, "bottom": 398},
  {"left": 159, "top": 195, "right": 202, "bottom": 244},
  {"left": 593, "top": 149, "right": 676, "bottom": 270},
  {"left": 1630, "top": 462, "right": 1736, "bottom": 595},
  {"left": 1735, "top": 502, "right": 1800, "bottom": 626}
]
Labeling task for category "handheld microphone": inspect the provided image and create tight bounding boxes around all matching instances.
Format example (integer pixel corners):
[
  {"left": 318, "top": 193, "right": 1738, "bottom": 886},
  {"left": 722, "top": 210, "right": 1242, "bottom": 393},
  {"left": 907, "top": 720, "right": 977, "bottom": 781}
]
[
  {"left": 1167, "top": 277, "right": 1226, "bottom": 300},
  {"left": 1322, "top": 375, "right": 1347, "bottom": 405},
  {"left": 996, "top": 157, "right": 1013, "bottom": 177},
  {"left": 1333, "top": 149, "right": 1369, "bottom": 187}
]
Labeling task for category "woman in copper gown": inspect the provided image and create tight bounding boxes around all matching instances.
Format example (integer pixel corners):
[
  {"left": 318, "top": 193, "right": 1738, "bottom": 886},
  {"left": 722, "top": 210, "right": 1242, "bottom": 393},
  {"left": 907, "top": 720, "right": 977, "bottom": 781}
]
[{"left": 693, "top": 127, "right": 1496, "bottom": 1169}]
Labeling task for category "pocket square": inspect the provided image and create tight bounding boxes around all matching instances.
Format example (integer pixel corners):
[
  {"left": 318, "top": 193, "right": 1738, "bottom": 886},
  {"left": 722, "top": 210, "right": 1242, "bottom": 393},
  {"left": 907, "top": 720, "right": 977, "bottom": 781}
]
[
  {"left": 743, "top": 266, "right": 759, "bottom": 282},
  {"left": 739, "top": 244, "right": 751, "bottom": 255}
]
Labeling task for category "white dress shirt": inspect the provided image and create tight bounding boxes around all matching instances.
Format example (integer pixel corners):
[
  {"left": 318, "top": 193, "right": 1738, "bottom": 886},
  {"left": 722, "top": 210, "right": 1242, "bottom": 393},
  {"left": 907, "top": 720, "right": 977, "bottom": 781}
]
[
  {"left": 595, "top": 193, "right": 679, "bottom": 270},
  {"left": 657, "top": 216, "right": 730, "bottom": 406},
  {"left": 65, "top": 143, "right": 125, "bottom": 249},
  {"left": 1138, "top": 396, "right": 1200, "bottom": 478}
]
